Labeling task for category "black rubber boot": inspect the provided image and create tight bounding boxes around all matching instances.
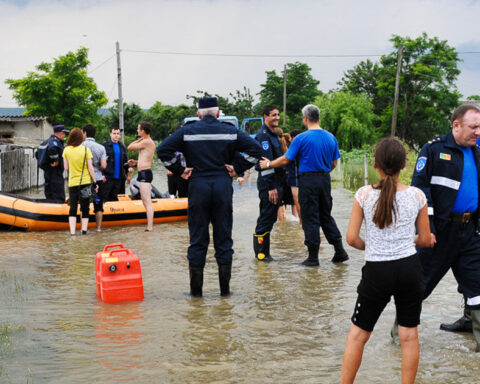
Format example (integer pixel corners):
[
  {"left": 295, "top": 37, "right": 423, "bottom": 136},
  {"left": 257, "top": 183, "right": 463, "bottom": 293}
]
[
  {"left": 302, "top": 246, "right": 320, "bottom": 267},
  {"left": 331, "top": 239, "right": 349, "bottom": 263},
  {"left": 218, "top": 264, "right": 231, "bottom": 296},
  {"left": 440, "top": 307, "right": 472, "bottom": 333},
  {"left": 189, "top": 266, "right": 203, "bottom": 297},
  {"left": 471, "top": 309, "right": 480, "bottom": 352},
  {"left": 253, "top": 232, "right": 275, "bottom": 262}
]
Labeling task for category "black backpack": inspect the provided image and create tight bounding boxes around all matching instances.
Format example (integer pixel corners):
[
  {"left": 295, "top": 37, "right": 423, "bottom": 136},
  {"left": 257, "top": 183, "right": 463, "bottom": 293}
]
[{"left": 35, "top": 138, "right": 51, "bottom": 170}]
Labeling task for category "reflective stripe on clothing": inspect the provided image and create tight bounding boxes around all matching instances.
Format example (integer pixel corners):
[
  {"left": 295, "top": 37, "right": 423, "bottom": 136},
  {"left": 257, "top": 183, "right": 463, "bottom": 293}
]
[
  {"left": 430, "top": 176, "right": 461, "bottom": 190},
  {"left": 184, "top": 134, "right": 237, "bottom": 141}
]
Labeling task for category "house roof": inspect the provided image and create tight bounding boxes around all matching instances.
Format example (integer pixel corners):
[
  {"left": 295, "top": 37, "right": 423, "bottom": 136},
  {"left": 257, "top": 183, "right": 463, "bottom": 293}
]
[{"left": 0, "top": 116, "right": 49, "bottom": 123}]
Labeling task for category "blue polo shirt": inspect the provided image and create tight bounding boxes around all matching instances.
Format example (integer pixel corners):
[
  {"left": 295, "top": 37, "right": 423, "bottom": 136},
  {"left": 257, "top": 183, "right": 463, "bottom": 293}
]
[
  {"left": 452, "top": 145, "right": 478, "bottom": 214},
  {"left": 285, "top": 129, "right": 340, "bottom": 173}
]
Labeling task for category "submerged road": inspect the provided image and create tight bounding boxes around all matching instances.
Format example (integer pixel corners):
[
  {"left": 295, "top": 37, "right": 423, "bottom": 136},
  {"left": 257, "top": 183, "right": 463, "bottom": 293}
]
[{"left": 0, "top": 165, "right": 478, "bottom": 383}]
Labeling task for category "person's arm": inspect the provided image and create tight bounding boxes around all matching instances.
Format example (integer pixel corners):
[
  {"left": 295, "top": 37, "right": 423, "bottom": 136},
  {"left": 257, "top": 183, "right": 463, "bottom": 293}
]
[
  {"left": 346, "top": 199, "right": 365, "bottom": 250},
  {"left": 63, "top": 157, "right": 69, "bottom": 172},
  {"left": 414, "top": 204, "right": 432, "bottom": 247},
  {"left": 331, "top": 159, "right": 337, "bottom": 171},
  {"left": 156, "top": 129, "right": 186, "bottom": 176},
  {"left": 87, "top": 158, "right": 96, "bottom": 185},
  {"left": 231, "top": 131, "right": 264, "bottom": 175},
  {"left": 127, "top": 138, "right": 145, "bottom": 151},
  {"left": 259, "top": 155, "right": 290, "bottom": 169},
  {"left": 411, "top": 144, "right": 436, "bottom": 235}
]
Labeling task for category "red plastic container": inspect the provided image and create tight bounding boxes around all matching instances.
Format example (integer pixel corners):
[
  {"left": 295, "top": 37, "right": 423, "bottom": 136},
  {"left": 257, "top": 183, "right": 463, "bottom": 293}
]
[
  {"left": 95, "top": 243, "right": 125, "bottom": 296},
  {"left": 99, "top": 248, "right": 144, "bottom": 303}
]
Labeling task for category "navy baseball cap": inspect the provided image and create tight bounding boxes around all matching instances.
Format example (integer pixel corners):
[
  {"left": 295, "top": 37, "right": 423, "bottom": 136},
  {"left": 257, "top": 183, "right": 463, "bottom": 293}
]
[
  {"left": 198, "top": 97, "right": 218, "bottom": 109},
  {"left": 53, "top": 124, "right": 70, "bottom": 133}
]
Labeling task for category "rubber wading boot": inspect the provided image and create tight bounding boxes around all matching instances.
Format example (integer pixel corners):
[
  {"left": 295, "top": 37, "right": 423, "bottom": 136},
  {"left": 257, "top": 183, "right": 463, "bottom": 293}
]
[
  {"left": 189, "top": 266, "right": 203, "bottom": 297},
  {"left": 218, "top": 264, "right": 231, "bottom": 296},
  {"left": 301, "top": 246, "right": 320, "bottom": 267},
  {"left": 440, "top": 307, "right": 473, "bottom": 333},
  {"left": 390, "top": 315, "right": 399, "bottom": 344},
  {"left": 470, "top": 309, "right": 480, "bottom": 352},
  {"left": 253, "top": 232, "right": 275, "bottom": 262},
  {"left": 331, "top": 239, "right": 349, "bottom": 263}
]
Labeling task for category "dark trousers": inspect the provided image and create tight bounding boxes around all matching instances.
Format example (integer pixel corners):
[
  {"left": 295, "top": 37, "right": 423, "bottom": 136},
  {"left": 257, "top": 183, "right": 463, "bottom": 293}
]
[
  {"left": 102, "top": 178, "right": 122, "bottom": 201},
  {"left": 298, "top": 172, "right": 341, "bottom": 248},
  {"left": 420, "top": 220, "right": 480, "bottom": 309},
  {"left": 187, "top": 176, "right": 233, "bottom": 268},
  {"left": 254, "top": 187, "right": 283, "bottom": 234},
  {"left": 44, "top": 167, "right": 65, "bottom": 203},
  {"left": 68, "top": 185, "right": 91, "bottom": 217},
  {"left": 167, "top": 174, "right": 188, "bottom": 198}
]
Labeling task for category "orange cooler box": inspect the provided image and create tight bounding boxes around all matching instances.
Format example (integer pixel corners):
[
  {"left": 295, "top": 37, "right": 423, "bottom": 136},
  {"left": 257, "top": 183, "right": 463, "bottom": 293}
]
[
  {"left": 99, "top": 247, "right": 144, "bottom": 303},
  {"left": 95, "top": 243, "right": 125, "bottom": 296}
]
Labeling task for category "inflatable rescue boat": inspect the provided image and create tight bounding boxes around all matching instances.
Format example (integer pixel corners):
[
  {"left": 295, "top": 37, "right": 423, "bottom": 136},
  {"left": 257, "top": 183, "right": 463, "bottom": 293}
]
[{"left": 0, "top": 192, "right": 188, "bottom": 231}]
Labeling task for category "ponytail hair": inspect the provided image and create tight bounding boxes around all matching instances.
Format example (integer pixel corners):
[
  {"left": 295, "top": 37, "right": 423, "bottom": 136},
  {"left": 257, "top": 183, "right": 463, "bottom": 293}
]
[{"left": 372, "top": 138, "right": 406, "bottom": 229}]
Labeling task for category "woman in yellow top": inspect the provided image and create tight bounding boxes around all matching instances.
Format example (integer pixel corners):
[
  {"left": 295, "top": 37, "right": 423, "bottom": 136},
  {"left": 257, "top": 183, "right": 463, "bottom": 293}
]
[{"left": 62, "top": 128, "right": 97, "bottom": 235}]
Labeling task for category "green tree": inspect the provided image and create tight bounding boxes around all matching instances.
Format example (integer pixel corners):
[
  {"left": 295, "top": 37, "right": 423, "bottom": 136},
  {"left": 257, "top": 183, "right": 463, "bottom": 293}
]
[
  {"left": 467, "top": 95, "right": 480, "bottom": 101},
  {"left": 314, "top": 91, "right": 377, "bottom": 151},
  {"left": 258, "top": 62, "right": 321, "bottom": 127},
  {"left": 99, "top": 101, "right": 147, "bottom": 142},
  {"left": 145, "top": 102, "right": 195, "bottom": 139},
  {"left": 6, "top": 47, "right": 107, "bottom": 127},
  {"left": 337, "top": 33, "right": 461, "bottom": 147}
]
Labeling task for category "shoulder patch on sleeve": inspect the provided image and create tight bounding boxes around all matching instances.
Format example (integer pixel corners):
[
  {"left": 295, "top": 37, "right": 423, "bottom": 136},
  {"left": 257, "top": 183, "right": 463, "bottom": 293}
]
[
  {"left": 415, "top": 156, "right": 427, "bottom": 172},
  {"left": 261, "top": 141, "right": 269, "bottom": 151}
]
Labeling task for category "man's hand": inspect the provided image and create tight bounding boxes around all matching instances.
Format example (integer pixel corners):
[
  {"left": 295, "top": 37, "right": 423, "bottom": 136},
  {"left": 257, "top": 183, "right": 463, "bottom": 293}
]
[
  {"left": 50, "top": 161, "right": 59, "bottom": 168},
  {"left": 167, "top": 171, "right": 173, "bottom": 176},
  {"left": 225, "top": 164, "right": 237, "bottom": 177},
  {"left": 126, "top": 175, "right": 131, "bottom": 184},
  {"left": 181, "top": 167, "right": 193, "bottom": 180},
  {"left": 128, "top": 159, "right": 138, "bottom": 167},
  {"left": 259, "top": 157, "right": 270, "bottom": 170},
  {"left": 268, "top": 189, "right": 278, "bottom": 205},
  {"left": 430, "top": 233, "right": 437, "bottom": 248}
]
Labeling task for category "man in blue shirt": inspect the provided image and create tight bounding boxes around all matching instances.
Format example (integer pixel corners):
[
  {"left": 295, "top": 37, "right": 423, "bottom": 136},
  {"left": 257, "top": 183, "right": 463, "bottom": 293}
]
[
  {"left": 411, "top": 104, "right": 480, "bottom": 352},
  {"left": 102, "top": 127, "right": 131, "bottom": 201},
  {"left": 260, "top": 104, "right": 348, "bottom": 266}
]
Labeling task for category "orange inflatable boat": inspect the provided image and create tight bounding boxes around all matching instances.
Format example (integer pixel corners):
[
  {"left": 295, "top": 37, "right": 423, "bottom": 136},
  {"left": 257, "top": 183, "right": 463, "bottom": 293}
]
[{"left": 0, "top": 192, "right": 188, "bottom": 231}]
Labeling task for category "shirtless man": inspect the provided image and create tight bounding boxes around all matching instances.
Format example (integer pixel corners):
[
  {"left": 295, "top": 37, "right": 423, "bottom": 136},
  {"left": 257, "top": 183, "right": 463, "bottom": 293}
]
[{"left": 127, "top": 121, "right": 156, "bottom": 231}]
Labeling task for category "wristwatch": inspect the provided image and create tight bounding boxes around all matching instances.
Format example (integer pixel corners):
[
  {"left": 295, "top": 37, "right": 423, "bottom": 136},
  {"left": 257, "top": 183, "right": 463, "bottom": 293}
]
[{"left": 266, "top": 161, "right": 270, "bottom": 169}]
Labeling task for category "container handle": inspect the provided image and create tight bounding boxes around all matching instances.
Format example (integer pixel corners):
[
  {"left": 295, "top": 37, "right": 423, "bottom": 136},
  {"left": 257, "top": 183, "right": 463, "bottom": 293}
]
[
  {"left": 103, "top": 243, "right": 125, "bottom": 251},
  {"left": 108, "top": 248, "right": 132, "bottom": 256}
]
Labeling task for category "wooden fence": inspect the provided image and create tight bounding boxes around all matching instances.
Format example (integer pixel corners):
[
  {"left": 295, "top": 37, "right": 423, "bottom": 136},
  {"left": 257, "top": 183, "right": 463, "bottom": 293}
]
[{"left": 0, "top": 145, "right": 44, "bottom": 192}]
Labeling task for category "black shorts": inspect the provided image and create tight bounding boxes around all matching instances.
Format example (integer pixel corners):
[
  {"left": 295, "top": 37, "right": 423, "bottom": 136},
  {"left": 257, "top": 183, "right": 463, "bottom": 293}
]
[
  {"left": 351, "top": 254, "right": 425, "bottom": 332},
  {"left": 138, "top": 169, "right": 153, "bottom": 183}
]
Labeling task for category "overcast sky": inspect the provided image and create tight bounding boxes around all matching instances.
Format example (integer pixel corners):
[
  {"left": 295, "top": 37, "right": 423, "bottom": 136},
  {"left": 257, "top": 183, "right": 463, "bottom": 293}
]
[{"left": 1, "top": 0, "right": 479, "bottom": 110}]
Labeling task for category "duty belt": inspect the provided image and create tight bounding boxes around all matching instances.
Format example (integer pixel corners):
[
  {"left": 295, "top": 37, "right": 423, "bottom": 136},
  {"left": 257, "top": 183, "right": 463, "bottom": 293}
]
[{"left": 448, "top": 212, "right": 474, "bottom": 223}]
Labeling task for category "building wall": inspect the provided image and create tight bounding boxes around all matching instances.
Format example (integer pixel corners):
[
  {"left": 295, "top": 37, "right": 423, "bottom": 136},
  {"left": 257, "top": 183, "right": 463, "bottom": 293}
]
[{"left": 0, "top": 120, "right": 52, "bottom": 145}]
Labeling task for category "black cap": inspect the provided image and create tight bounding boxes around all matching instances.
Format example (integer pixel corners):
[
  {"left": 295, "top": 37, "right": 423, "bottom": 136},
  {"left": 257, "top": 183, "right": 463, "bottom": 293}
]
[{"left": 198, "top": 97, "right": 218, "bottom": 109}]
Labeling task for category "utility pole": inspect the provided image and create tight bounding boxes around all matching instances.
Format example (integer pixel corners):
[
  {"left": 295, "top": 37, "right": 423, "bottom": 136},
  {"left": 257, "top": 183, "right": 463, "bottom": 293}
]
[
  {"left": 116, "top": 41, "right": 125, "bottom": 144},
  {"left": 283, "top": 64, "right": 287, "bottom": 127},
  {"left": 391, "top": 46, "right": 403, "bottom": 137}
]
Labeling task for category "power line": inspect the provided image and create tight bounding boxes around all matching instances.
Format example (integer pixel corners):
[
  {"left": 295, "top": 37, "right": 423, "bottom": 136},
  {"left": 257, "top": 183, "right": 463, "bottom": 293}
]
[
  {"left": 122, "top": 49, "right": 480, "bottom": 59},
  {"left": 88, "top": 54, "right": 115, "bottom": 74}
]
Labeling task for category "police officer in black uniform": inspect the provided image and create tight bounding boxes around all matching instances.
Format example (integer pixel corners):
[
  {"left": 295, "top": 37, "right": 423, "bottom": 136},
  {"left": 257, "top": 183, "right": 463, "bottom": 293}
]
[
  {"left": 253, "top": 105, "right": 285, "bottom": 262},
  {"left": 156, "top": 97, "right": 263, "bottom": 297},
  {"left": 411, "top": 104, "right": 480, "bottom": 352},
  {"left": 38, "top": 124, "right": 69, "bottom": 203}
]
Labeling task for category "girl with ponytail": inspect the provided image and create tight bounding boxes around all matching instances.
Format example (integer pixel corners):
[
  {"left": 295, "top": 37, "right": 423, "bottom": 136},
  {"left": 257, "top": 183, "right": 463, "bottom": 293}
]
[{"left": 340, "top": 137, "right": 432, "bottom": 384}]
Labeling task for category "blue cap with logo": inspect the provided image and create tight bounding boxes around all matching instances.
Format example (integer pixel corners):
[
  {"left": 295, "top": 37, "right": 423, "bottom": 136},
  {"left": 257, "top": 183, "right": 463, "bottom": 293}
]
[{"left": 53, "top": 124, "right": 70, "bottom": 133}]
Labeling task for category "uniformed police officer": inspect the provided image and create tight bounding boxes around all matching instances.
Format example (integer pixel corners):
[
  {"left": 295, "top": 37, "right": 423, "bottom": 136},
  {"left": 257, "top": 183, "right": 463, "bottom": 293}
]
[
  {"left": 38, "top": 124, "right": 69, "bottom": 203},
  {"left": 411, "top": 104, "right": 480, "bottom": 352},
  {"left": 259, "top": 104, "right": 348, "bottom": 266},
  {"left": 156, "top": 97, "right": 263, "bottom": 297},
  {"left": 253, "top": 105, "right": 285, "bottom": 262}
]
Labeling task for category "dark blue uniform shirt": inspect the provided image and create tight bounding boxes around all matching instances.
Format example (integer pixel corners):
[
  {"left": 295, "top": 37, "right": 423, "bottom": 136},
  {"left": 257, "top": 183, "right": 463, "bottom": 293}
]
[
  {"left": 156, "top": 115, "right": 263, "bottom": 179},
  {"left": 254, "top": 125, "right": 285, "bottom": 190},
  {"left": 412, "top": 131, "right": 480, "bottom": 234}
]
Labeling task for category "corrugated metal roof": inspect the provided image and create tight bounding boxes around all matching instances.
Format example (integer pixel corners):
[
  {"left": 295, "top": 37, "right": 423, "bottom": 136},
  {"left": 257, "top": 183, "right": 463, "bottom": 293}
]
[{"left": 0, "top": 116, "right": 49, "bottom": 122}]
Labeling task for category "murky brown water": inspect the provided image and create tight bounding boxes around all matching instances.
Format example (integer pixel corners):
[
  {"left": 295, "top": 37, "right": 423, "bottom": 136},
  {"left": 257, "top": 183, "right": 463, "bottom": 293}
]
[{"left": 1, "top": 164, "right": 479, "bottom": 383}]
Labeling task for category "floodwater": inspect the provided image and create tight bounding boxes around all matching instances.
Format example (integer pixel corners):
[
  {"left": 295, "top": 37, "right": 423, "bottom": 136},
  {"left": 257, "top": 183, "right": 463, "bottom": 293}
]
[{"left": 1, "top": 164, "right": 479, "bottom": 383}]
